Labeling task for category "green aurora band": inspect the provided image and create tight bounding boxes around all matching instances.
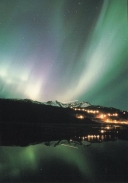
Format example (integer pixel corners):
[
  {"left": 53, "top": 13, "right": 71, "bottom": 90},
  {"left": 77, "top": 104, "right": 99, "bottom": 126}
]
[
  {"left": 0, "top": 0, "right": 127, "bottom": 109},
  {"left": 0, "top": 0, "right": 128, "bottom": 182}
]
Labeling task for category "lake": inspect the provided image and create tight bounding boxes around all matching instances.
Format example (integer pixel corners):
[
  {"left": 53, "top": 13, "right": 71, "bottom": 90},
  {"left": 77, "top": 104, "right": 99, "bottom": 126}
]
[{"left": 0, "top": 123, "right": 128, "bottom": 182}]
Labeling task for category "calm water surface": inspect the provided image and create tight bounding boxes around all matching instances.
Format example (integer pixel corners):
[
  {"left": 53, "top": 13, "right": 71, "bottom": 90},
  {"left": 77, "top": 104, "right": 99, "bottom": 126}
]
[{"left": 0, "top": 124, "right": 128, "bottom": 182}]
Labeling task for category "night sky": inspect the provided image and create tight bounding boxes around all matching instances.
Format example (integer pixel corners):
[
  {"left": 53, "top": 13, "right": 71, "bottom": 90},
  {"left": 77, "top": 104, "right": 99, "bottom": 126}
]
[
  {"left": 0, "top": 1, "right": 128, "bottom": 181},
  {"left": 0, "top": 0, "right": 127, "bottom": 110}
]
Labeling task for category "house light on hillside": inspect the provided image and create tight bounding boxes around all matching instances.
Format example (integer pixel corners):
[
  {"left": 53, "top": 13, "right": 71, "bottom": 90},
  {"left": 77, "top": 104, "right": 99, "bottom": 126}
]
[{"left": 76, "top": 114, "right": 84, "bottom": 119}]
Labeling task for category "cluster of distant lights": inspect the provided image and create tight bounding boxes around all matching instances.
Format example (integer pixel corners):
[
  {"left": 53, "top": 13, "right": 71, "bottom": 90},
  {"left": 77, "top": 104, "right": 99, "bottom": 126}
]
[
  {"left": 70, "top": 134, "right": 117, "bottom": 143},
  {"left": 61, "top": 126, "right": 122, "bottom": 148},
  {"left": 72, "top": 107, "right": 120, "bottom": 114},
  {"left": 83, "top": 134, "right": 117, "bottom": 142},
  {"left": 69, "top": 125, "right": 122, "bottom": 141},
  {"left": 61, "top": 133, "right": 116, "bottom": 148},
  {"left": 71, "top": 107, "right": 128, "bottom": 124},
  {"left": 73, "top": 108, "right": 100, "bottom": 114}
]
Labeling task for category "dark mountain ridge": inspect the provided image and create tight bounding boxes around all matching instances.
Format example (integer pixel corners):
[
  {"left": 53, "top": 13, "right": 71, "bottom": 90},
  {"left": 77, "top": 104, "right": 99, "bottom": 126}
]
[
  {"left": 0, "top": 98, "right": 128, "bottom": 147},
  {"left": 0, "top": 98, "right": 127, "bottom": 124}
]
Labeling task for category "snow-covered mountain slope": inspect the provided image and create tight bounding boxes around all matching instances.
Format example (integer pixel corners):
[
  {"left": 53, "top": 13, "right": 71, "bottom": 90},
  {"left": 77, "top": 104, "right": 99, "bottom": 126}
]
[
  {"left": 0, "top": 98, "right": 91, "bottom": 108},
  {"left": 43, "top": 100, "right": 91, "bottom": 108}
]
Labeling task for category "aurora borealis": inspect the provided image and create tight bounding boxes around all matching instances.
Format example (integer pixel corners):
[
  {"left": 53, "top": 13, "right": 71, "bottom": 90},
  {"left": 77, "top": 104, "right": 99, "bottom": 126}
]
[
  {"left": 0, "top": 0, "right": 128, "bottom": 182},
  {"left": 0, "top": 0, "right": 127, "bottom": 110}
]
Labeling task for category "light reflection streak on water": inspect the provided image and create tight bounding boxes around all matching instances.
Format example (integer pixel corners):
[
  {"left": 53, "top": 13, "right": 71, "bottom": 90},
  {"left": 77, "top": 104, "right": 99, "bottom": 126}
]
[{"left": 61, "top": 144, "right": 78, "bottom": 149}]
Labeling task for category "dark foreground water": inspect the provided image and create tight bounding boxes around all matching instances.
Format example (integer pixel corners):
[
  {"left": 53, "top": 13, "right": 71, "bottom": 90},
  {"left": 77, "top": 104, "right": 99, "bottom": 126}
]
[{"left": 0, "top": 123, "right": 128, "bottom": 182}]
